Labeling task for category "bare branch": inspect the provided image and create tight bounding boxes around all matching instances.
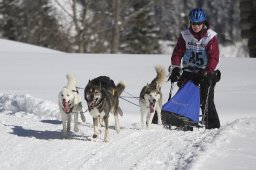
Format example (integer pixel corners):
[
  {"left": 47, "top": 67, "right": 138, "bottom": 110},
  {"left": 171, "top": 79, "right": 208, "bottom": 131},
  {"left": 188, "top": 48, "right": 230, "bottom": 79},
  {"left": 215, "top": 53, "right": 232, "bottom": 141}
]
[
  {"left": 124, "top": 1, "right": 154, "bottom": 24},
  {"left": 54, "top": 0, "right": 73, "bottom": 18}
]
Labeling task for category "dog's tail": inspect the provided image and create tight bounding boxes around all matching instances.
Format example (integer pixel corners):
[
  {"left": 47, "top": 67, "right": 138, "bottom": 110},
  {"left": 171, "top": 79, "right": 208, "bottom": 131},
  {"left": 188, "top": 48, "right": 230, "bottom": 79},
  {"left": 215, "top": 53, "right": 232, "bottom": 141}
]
[
  {"left": 115, "top": 81, "right": 126, "bottom": 97},
  {"left": 66, "top": 74, "right": 77, "bottom": 89},
  {"left": 151, "top": 65, "right": 166, "bottom": 86}
]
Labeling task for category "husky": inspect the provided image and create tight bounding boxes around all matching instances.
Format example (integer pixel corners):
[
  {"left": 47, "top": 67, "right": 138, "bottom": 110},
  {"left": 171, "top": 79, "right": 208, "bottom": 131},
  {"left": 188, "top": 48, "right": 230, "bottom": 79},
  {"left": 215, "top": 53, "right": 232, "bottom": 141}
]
[
  {"left": 58, "top": 74, "right": 86, "bottom": 138},
  {"left": 84, "top": 76, "right": 125, "bottom": 142},
  {"left": 139, "top": 65, "right": 166, "bottom": 128}
]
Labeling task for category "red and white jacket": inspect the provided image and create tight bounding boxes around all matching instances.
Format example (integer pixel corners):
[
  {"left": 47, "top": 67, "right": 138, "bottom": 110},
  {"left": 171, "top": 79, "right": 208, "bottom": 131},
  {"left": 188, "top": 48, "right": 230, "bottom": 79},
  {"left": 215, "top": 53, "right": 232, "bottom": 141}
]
[{"left": 171, "top": 27, "right": 220, "bottom": 73}]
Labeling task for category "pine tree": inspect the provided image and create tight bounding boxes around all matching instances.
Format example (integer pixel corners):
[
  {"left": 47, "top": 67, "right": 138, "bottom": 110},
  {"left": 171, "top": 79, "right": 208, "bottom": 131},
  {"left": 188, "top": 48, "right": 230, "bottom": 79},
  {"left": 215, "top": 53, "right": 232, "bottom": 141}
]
[
  {"left": 120, "top": 0, "right": 161, "bottom": 54},
  {"left": 0, "top": 0, "right": 21, "bottom": 40}
]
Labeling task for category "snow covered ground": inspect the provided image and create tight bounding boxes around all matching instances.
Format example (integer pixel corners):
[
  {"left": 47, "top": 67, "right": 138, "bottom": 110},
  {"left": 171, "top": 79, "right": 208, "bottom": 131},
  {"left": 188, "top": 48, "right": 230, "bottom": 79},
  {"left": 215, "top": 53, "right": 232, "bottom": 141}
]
[{"left": 0, "top": 39, "right": 256, "bottom": 170}]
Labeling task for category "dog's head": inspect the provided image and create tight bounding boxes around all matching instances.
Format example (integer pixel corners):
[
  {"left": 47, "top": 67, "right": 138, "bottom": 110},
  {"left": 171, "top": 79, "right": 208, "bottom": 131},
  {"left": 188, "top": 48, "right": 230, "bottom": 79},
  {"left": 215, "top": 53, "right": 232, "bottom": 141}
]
[
  {"left": 143, "top": 84, "right": 161, "bottom": 113},
  {"left": 84, "top": 84, "right": 102, "bottom": 110},
  {"left": 58, "top": 88, "right": 76, "bottom": 113}
]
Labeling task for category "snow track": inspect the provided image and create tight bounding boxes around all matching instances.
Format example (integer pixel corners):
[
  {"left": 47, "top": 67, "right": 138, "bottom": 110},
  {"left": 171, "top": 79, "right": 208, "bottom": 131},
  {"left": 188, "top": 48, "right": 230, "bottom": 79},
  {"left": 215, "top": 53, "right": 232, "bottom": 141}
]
[
  {"left": 0, "top": 111, "right": 218, "bottom": 170},
  {"left": 1, "top": 40, "right": 256, "bottom": 170},
  {"left": 1, "top": 93, "right": 256, "bottom": 170}
]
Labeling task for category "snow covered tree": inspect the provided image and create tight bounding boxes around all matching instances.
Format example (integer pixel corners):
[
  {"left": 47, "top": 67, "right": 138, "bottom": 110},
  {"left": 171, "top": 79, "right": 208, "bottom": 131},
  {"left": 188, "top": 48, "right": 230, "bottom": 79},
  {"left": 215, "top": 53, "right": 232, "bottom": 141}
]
[
  {"left": 120, "top": 0, "right": 161, "bottom": 54},
  {"left": 0, "top": 0, "right": 244, "bottom": 54},
  {"left": 202, "top": 0, "right": 240, "bottom": 45},
  {"left": 0, "top": 0, "right": 72, "bottom": 51},
  {"left": 0, "top": 0, "right": 21, "bottom": 40}
]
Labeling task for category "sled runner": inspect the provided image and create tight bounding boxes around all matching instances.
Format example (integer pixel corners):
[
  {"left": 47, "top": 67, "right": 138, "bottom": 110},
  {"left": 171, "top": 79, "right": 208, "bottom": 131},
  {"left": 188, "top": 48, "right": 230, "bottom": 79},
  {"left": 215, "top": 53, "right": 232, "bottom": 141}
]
[{"left": 161, "top": 80, "right": 203, "bottom": 131}]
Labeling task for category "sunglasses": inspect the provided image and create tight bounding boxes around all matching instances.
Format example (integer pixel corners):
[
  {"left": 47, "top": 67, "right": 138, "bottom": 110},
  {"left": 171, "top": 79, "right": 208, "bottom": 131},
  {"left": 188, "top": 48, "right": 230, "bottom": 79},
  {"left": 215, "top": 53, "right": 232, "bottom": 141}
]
[{"left": 191, "top": 22, "right": 204, "bottom": 25}]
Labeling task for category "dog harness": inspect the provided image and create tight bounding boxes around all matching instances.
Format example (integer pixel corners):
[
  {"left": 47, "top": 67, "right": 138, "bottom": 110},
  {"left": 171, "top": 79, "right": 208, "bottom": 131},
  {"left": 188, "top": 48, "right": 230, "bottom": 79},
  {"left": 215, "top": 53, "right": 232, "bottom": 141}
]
[{"left": 72, "top": 87, "right": 79, "bottom": 94}]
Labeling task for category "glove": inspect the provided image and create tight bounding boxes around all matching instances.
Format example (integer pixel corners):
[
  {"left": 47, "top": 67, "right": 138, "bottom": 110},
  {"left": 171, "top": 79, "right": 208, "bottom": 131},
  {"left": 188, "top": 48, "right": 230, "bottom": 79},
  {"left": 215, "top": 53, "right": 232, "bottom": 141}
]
[
  {"left": 197, "top": 69, "right": 213, "bottom": 85},
  {"left": 198, "top": 69, "right": 208, "bottom": 79},
  {"left": 168, "top": 67, "right": 181, "bottom": 82},
  {"left": 215, "top": 70, "right": 221, "bottom": 82}
]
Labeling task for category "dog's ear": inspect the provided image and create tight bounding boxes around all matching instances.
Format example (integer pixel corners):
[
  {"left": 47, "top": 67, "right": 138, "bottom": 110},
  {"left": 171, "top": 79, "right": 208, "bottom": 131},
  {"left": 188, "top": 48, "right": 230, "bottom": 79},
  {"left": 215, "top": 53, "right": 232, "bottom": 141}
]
[
  {"left": 145, "top": 83, "right": 149, "bottom": 89},
  {"left": 87, "top": 80, "right": 92, "bottom": 87}
]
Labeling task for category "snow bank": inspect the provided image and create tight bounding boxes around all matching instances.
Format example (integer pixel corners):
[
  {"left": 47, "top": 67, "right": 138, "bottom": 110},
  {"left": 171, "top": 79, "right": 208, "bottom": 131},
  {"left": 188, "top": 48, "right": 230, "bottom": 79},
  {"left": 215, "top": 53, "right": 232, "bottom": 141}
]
[
  {"left": 0, "top": 93, "right": 60, "bottom": 120},
  {"left": 220, "top": 41, "right": 249, "bottom": 58},
  {"left": 190, "top": 117, "right": 256, "bottom": 170},
  {"left": 0, "top": 39, "right": 62, "bottom": 53}
]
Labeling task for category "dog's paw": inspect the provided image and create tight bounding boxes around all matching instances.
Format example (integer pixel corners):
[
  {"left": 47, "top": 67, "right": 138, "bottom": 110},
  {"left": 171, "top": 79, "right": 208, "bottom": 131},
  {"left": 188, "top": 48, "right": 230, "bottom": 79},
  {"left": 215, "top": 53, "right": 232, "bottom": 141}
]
[
  {"left": 116, "top": 128, "right": 120, "bottom": 134},
  {"left": 104, "top": 132, "right": 109, "bottom": 142},
  {"left": 74, "top": 127, "right": 79, "bottom": 132},
  {"left": 62, "top": 134, "right": 67, "bottom": 139},
  {"left": 115, "top": 125, "right": 120, "bottom": 133},
  {"left": 146, "top": 123, "right": 151, "bottom": 129},
  {"left": 140, "top": 122, "right": 146, "bottom": 129},
  {"left": 158, "top": 121, "right": 162, "bottom": 125}
]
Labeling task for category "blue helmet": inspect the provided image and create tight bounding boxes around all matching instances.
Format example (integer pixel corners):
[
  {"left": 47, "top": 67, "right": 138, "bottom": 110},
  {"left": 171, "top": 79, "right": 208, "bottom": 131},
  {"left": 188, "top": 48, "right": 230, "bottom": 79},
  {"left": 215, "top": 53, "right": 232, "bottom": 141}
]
[{"left": 188, "top": 8, "right": 206, "bottom": 23}]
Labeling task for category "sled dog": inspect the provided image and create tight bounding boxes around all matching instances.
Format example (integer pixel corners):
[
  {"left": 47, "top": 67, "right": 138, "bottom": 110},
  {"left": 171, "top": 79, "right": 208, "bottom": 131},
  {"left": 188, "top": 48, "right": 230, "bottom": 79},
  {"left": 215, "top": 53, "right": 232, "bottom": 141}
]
[
  {"left": 84, "top": 76, "right": 125, "bottom": 142},
  {"left": 58, "top": 74, "right": 85, "bottom": 138},
  {"left": 139, "top": 65, "right": 166, "bottom": 128}
]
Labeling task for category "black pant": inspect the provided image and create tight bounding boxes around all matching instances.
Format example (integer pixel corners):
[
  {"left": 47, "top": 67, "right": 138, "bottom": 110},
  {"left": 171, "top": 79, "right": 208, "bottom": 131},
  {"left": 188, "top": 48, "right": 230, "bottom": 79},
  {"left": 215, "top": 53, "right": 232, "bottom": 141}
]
[
  {"left": 179, "top": 70, "right": 221, "bottom": 129},
  {"left": 200, "top": 74, "right": 220, "bottom": 129}
]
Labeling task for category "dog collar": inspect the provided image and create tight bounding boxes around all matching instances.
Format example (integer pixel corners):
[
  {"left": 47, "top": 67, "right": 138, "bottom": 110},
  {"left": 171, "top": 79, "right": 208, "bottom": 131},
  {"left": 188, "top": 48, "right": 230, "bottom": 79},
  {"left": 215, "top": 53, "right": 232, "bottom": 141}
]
[{"left": 72, "top": 88, "right": 79, "bottom": 94}]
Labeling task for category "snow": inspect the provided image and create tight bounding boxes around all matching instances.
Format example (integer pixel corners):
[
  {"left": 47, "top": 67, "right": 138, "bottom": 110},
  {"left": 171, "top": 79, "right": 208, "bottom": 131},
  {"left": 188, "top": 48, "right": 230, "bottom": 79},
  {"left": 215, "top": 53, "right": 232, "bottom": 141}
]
[
  {"left": 0, "top": 38, "right": 256, "bottom": 170},
  {"left": 0, "top": 39, "right": 63, "bottom": 54}
]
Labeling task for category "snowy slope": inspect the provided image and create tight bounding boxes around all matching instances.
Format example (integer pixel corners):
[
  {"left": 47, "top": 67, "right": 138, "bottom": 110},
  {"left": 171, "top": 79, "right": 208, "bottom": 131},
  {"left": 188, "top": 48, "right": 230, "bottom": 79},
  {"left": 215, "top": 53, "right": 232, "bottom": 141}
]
[
  {"left": 0, "top": 39, "right": 63, "bottom": 54},
  {"left": 0, "top": 39, "right": 256, "bottom": 170}
]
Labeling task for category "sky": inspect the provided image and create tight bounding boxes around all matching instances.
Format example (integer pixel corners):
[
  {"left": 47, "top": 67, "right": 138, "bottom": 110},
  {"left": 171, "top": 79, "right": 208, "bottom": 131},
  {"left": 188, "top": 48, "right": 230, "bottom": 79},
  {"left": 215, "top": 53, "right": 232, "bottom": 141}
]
[{"left": 0, "top": 39, "right": 256, "bottom": 170}]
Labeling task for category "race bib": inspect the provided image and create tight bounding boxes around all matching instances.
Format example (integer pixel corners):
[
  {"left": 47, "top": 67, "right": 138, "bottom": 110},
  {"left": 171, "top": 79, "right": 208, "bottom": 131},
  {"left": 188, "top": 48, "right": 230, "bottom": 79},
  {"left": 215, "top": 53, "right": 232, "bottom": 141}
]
[{"left": 181, "top": 29, "right": 217, "bottom": 71}]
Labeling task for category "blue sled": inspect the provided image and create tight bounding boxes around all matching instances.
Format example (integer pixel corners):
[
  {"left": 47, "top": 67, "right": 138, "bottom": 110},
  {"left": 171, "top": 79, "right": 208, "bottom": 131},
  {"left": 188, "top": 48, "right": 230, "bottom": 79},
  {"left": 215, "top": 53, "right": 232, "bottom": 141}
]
[{"left": 161, "top": 81, "right": 200, "bottom": 127}]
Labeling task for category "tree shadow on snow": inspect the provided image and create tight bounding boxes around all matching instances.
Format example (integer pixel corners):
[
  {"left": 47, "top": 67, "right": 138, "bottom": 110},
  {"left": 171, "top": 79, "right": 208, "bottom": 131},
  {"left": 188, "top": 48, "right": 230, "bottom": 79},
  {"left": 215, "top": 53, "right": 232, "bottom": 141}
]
[{"left": 9, "top": 125, "right": 90, "bottom": 141}]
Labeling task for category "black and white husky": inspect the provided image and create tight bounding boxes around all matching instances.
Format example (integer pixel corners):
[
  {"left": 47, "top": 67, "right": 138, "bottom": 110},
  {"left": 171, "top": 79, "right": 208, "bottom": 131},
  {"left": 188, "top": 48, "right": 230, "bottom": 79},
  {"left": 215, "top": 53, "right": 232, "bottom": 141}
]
[
  {"left": 58, "top": 74, "right": 85, "bottom": 138},
  {"left": 139, "top": 65, "right": 166, "bottom": 128},
  {"left": 84, "top": 76, "right": 125, "bottom": 142}
]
